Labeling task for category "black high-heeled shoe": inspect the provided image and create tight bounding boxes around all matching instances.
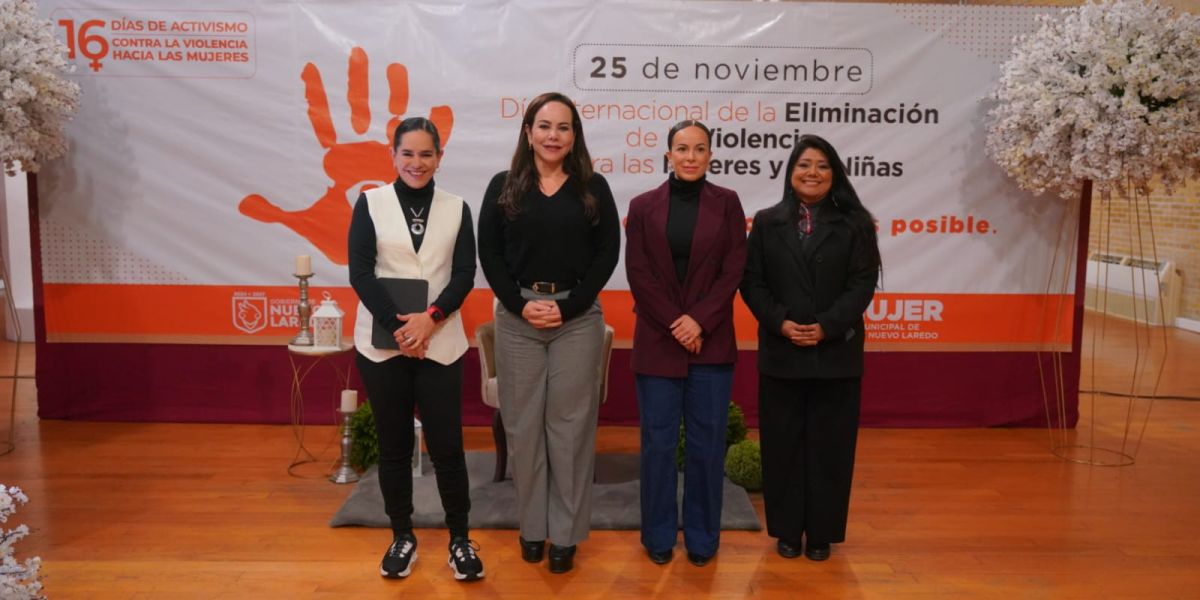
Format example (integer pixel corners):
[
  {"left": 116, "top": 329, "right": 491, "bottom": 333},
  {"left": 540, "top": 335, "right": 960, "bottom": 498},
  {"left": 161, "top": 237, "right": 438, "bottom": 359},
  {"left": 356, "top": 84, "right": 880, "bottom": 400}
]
[
  {"left": 519, "top": 536, "right": 545, "bottom": 563},
  {"left": 646, "top": 548, "right": 673, "bottom": 564},
  {"left": 776, "top": 538, "right": 802, "bottom": 559},
  {"left": 804, "top": 542, "right": 831, "bottom": 561},
  {"left": 548, "top": 544, "right": 576, "bottom": 573}
]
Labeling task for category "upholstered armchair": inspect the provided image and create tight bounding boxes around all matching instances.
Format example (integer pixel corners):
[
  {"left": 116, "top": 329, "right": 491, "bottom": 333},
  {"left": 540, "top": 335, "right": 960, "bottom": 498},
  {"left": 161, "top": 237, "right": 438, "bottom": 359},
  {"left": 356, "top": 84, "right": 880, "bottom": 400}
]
[{"left": 475, "top": 320, "right": 615, "bottom": 482}]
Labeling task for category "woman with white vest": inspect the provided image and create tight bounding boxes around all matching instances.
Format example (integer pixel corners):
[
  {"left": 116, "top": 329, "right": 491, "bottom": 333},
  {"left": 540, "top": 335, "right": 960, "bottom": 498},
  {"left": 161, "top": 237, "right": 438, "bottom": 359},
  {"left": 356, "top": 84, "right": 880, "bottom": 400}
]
[{"left": 348, "top": 117, "right": 483, "bottom": 582}]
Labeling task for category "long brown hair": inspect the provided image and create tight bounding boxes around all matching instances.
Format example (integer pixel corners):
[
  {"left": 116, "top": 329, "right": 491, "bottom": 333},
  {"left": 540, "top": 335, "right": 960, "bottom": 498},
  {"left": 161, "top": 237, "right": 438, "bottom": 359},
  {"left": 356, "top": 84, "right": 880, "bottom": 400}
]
[{"left": 497, "top": 92, "right": 597, "bottom": 223}]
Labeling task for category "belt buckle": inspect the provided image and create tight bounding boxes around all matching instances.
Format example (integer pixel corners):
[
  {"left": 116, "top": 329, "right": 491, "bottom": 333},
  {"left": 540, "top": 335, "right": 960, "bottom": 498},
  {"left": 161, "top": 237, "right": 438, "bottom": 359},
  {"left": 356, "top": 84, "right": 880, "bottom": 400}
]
[{"left": 531, "top": 281, "right": 556, "bottom": 294}]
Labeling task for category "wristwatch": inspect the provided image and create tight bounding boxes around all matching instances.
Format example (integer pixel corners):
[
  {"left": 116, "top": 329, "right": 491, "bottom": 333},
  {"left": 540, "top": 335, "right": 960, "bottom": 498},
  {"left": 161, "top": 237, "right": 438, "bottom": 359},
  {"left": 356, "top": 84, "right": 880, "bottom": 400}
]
[{"left": 426, "top": 305, "right": 445, "bottom": 323}]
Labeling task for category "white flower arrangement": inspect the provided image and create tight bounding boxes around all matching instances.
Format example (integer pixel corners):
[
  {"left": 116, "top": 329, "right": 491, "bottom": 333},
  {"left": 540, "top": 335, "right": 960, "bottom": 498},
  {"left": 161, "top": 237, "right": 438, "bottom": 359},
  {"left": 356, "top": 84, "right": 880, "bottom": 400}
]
[
  {"left": 1, "top": 0, "right": 81, "bottom": 176},
  {"left": 0, "top": 484, "right": 43, "bottom": 600},
  {"left": 987, "top": 0, "right": 1200, "bottom": 199}
]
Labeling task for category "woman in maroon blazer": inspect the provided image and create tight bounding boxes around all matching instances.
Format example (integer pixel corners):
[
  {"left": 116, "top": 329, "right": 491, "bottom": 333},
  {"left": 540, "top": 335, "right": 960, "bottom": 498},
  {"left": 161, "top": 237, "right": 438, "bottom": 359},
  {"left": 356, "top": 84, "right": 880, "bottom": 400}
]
[{"left": 625, "top": 120, "right": 747, "bottom": 567}]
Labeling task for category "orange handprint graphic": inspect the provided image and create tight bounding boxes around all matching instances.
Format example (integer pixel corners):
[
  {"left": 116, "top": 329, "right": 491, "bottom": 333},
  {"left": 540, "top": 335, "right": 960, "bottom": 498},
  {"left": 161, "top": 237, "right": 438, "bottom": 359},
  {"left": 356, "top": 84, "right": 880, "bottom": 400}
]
[{"left": 238, "top": 47, "right": 454, "bottom": 265}]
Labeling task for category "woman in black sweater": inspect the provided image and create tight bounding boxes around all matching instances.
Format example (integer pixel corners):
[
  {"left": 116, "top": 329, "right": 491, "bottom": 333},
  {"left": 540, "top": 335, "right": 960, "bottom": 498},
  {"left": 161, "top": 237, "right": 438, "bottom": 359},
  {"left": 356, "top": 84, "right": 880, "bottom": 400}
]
[{"left": 477, "top": 92, "right": 620, "bottom": 574}]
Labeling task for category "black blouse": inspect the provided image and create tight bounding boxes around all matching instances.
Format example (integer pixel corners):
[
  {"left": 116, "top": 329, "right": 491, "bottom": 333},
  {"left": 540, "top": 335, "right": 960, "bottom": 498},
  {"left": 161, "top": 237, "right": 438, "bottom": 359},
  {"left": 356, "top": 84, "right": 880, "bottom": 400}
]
[{"left": 477, "top": 171, "right": 621, "bottom": 320}]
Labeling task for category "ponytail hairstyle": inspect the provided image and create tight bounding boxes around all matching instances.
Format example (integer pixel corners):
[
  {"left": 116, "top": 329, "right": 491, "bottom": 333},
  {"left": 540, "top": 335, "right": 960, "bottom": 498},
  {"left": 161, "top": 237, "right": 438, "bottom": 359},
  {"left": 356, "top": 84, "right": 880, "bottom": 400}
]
[
  {"left": 666, "top": 119, "right": 712, "bottom": 146},
  {"left": 391, "top": 116, "right": 442, "bottom": 153}
]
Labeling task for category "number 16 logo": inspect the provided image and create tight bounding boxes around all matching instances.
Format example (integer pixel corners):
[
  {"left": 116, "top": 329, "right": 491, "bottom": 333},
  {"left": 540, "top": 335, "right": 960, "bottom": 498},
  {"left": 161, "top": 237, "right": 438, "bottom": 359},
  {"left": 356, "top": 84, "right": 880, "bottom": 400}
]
[{"left": 58, "top": 19, "right": 110, "bottom": 72}]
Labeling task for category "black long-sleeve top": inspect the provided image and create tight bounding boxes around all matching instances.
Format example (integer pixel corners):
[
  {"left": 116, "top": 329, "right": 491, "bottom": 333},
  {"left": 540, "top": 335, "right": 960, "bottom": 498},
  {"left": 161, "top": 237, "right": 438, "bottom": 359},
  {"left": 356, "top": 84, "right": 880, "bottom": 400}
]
[
  {"left": 477, "top": 171, "right": 621, "bottom": 320},
  {"left": 666, "top": 174, "right": 703, "bottom": 283},
  {"left": 348, "top": 179, "right": 476, "bottom": 334}
]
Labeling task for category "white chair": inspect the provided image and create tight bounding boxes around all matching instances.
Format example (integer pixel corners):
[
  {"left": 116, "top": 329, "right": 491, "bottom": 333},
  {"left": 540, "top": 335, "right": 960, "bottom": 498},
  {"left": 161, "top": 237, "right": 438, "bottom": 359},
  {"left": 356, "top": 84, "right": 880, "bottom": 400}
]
[{"left": 476, "top": 320, "right": 615, "bottom": 482}]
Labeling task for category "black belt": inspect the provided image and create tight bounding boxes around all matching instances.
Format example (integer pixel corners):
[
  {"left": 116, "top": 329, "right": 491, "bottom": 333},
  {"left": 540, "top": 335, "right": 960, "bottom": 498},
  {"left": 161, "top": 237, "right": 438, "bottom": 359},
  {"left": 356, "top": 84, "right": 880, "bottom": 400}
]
[{"left": 519, "top": 280, "right": 576, "bottom": 294}]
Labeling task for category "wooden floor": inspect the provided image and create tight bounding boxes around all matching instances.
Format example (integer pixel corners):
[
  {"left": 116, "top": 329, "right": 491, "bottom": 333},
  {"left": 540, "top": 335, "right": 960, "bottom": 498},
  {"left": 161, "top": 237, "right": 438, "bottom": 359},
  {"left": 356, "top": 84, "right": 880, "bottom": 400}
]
[{"left": 2, "top": 312, "right": 1199, "bottom": 599}]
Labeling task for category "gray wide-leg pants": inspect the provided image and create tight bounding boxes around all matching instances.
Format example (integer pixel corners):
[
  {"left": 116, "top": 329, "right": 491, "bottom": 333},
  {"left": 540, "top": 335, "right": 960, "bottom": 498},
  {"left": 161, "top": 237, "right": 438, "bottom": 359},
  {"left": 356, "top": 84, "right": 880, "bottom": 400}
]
[{"left": 495, "top": 294, "right": 605, "bottom": 547}]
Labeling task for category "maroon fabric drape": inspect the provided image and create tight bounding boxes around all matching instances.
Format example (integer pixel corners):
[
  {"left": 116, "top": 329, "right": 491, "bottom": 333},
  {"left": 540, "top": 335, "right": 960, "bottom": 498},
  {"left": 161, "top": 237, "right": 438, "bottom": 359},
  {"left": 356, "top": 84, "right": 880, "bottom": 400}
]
[
  {"left": 34, "top": 345, "right": 1078, "bottom": 428},
  {"left": 29, "top": 173, "right": 1084, "bottom": 428}
]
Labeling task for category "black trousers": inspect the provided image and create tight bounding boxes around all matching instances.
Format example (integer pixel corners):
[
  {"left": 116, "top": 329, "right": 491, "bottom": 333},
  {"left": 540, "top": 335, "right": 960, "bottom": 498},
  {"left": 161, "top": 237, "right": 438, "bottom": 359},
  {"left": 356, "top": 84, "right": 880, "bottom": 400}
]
[
  {"left": 758, "top": 374, "right": 861, "bottom": 545},
  {"left": 356, "top": 353, "right": 470, "bottom": 538}
]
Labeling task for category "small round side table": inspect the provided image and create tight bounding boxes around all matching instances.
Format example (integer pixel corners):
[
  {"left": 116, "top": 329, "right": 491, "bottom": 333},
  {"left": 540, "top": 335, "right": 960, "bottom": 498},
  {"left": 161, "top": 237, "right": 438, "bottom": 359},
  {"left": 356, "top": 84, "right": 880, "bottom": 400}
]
[{"left": 287, "top": 343, "right": 353, "bottom": 476}]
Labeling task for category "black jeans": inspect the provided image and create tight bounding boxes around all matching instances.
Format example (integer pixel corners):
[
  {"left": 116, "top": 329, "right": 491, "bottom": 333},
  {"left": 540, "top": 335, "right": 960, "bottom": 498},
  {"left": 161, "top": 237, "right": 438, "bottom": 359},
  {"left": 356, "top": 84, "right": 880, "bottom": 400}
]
[{"left": 356, "top": 352, "right": 470, "bottom": 538}]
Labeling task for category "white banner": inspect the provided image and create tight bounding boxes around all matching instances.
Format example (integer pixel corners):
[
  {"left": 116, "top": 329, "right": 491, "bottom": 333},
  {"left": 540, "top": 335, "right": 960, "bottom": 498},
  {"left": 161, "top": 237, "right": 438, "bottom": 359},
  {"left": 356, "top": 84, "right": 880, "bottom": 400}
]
[{"left": 37, "top": 0, "right": 1075, "bottom": 349}]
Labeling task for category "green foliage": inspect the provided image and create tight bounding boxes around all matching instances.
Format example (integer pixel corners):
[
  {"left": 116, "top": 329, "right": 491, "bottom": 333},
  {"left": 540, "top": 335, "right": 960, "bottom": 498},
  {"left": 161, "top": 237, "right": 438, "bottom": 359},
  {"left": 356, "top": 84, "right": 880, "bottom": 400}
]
[
  {"left": 726, "top": 402, "right": 748, "bottom": 446},
  {"left": 351, "top": 398, "right": 757, "bottom": 483},
  {"left": 349, "top": 402, "right": 379, "bottom": 470},
  {"left": 724, "top": 439, "right": 762, "bottom": 491},
  {"left": 676, "top": 401, "right": 749, "bottom": 471}
]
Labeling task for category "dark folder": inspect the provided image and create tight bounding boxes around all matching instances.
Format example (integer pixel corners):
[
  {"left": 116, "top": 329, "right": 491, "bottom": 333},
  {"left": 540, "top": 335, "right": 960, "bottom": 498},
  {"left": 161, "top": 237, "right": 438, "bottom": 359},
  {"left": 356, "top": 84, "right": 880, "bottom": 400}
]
[{"left": 371, "top": 278, "right": 429, "bottom": 349}]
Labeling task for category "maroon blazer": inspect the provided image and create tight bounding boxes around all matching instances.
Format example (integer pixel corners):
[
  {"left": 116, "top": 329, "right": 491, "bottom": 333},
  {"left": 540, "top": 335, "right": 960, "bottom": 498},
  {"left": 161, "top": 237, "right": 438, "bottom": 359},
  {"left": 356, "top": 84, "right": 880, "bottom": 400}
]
[{"left": 625, "top": 179, "right": 747, "bottom": 378}]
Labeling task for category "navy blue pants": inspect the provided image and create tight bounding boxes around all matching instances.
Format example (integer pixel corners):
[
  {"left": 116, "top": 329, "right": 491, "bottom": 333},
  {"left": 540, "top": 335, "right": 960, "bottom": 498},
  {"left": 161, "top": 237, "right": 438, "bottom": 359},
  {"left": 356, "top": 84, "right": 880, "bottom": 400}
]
[{"left": 636, "top": 364, "right": 734, "bottom": 556}]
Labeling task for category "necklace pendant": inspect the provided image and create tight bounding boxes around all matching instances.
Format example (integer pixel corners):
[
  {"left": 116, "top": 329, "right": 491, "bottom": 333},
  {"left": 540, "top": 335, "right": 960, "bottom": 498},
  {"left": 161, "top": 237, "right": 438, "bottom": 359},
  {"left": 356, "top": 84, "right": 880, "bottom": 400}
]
[{"left": 409, "top": 218, "right": 425, "bottom": 236}]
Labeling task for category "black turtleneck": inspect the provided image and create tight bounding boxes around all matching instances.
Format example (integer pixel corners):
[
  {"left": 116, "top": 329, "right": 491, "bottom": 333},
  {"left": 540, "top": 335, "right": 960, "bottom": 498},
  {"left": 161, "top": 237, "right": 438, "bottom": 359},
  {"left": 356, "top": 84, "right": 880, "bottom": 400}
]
[
  {"left": 666, "top": 174, "right": 704, "bottom": 283},
  {"left": 348, "top": 179, "right": 476, "bottom": 335}
]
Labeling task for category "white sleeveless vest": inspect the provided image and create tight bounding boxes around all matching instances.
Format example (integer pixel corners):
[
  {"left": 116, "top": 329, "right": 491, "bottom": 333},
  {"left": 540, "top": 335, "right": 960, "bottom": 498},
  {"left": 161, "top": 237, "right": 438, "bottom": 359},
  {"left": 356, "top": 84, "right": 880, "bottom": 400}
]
[{"left": 353, "top": 184, "right": 469, "bottom": 365}]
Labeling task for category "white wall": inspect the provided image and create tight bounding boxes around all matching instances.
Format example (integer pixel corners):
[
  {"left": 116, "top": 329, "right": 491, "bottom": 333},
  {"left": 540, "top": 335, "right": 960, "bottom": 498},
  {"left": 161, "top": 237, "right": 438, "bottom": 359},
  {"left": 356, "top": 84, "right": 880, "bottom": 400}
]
[{"left": 1, "top": 171, "right": 35, "bottom": 342}]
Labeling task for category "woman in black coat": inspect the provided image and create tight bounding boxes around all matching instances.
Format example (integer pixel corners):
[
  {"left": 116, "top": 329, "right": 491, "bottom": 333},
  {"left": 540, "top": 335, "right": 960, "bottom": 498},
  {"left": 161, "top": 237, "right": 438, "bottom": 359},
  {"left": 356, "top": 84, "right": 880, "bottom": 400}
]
[{"left": 740, "top": 134, "right": 881, "bottom": 562}]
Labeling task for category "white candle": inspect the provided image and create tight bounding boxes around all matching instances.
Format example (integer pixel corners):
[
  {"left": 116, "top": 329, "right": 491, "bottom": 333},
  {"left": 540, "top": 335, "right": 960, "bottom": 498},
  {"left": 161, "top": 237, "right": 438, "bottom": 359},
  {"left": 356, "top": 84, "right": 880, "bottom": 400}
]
[
  {"left": 295, "top": 254, "right": 312, "bottom": 276},
  {"left": 340, "top": 389, "right": 358, "bottom": 413}
]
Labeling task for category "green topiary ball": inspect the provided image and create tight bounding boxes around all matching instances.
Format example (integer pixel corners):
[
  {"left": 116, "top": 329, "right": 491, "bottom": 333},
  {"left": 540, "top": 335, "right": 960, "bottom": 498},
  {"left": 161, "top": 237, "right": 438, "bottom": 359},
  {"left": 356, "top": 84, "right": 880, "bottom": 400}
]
[
  {"left": 349, "top": 401, "right": 379, "bottom": 471},
  {"left": 676, "top": 401, "right": 751, "bottom": 471},
  {"left": 726, "top": 402, "right": 747, "bottom": 446},
  {"left": 724, "top": 439, "right": 762, "bottom": 491}
]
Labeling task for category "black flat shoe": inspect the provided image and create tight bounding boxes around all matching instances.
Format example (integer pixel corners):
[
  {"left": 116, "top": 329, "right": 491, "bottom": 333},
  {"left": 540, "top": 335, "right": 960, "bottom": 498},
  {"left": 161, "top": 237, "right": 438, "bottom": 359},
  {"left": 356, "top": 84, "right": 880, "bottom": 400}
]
[
  {"left": 519, "top": 537, "right": 545, "bottom": 563},
  {"left": 776, "top": 539, "right": 802, "bottom": 559},
  {"left": 548, "top": 544, "right": 576, "bottom": 573},
  {"left": 686, "top": 551, "right": 713, "bottom": 567},
  {"left": 805, "top": 542, "right": 831, "bottom": 561},
  {"left": 646, "top": 548, "right": 673, "bottom": 565}
]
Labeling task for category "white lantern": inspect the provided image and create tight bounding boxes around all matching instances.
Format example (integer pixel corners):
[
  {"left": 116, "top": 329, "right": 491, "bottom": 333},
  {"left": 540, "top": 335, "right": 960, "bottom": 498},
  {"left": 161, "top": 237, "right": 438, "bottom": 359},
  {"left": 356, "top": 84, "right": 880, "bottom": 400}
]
[{"left": 311, "top": 292, "right": 344, "bottom": 350}]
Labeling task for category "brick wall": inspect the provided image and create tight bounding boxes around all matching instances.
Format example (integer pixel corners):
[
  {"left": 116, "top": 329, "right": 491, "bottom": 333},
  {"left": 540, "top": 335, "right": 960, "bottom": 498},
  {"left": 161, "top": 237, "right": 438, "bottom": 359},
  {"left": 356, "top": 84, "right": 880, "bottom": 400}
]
[
  {"left": 1084, "top": 0, "right": 1200, "bottom": 321},
  {"left": 1088, "top": 181, "right": 1200, "bottom": 320}
]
